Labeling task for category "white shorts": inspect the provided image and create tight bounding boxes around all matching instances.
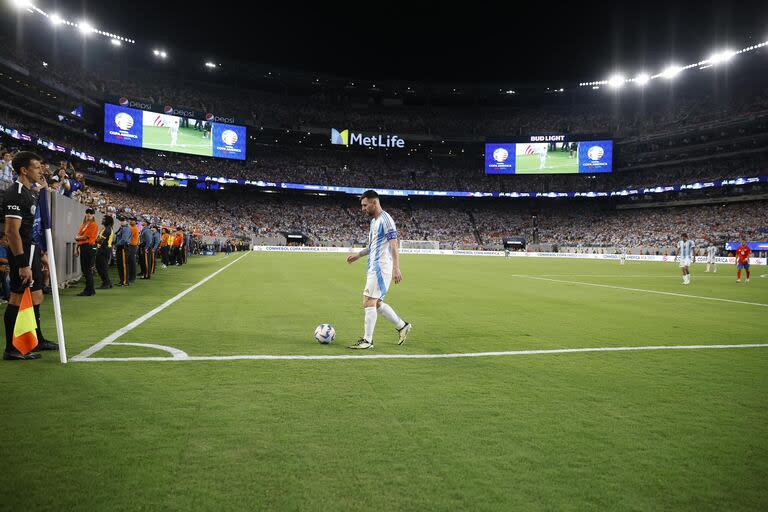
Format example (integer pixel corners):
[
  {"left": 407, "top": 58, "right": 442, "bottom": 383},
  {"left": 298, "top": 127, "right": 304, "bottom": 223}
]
[
  {"left": 679, "top": 257, "right": 691, "bottom": 268},
  {"left": 363, "top": 270, "right": 392, "bottom": 299},
  {"left": 707, "top": 256, "right": 715, "bottom": 263}
]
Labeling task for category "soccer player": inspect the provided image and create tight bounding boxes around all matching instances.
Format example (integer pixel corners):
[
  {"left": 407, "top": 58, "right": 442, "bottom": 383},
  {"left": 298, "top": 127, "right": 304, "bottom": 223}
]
[
  {"left": 620, "top": 247, "right": 627, "bottom": 265},
  {"left": 3, "top": 151, "right": 58, "bottom": 360},
  {"left": 677, "top": 233, "right": 695, "bottom": 285},
  {"left": 167, "top": 115, "right": 180, "bottom": 147},
  {"left": 735, "top": 239, "right": 752, "bottom": 283},
  {"left": 705, "top": 243, "right": 718, "bottom": 273},
  {"left": 537, "top": 144, "right": 548, "bottom": 170},
  {"left": 345, "top": 190, "right": 412, "bottom": 349}
]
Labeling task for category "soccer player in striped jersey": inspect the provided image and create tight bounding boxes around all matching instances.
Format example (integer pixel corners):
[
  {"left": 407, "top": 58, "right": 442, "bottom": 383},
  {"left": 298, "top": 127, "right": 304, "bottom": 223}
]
[
  {"left": 167, "top": 115, "right": 180, "bottom": 147},
  {"left": 677, "top": 233, "right": 695, "bottom": 285},
  {"left": 345, "top": 190, "right": 411, "bottom": 349},
  {"left": 537, "top": 144, "right": 548, "bottom": 169},
  {"left": 705, "top": 243, "right": 718, "bottom": 273}
]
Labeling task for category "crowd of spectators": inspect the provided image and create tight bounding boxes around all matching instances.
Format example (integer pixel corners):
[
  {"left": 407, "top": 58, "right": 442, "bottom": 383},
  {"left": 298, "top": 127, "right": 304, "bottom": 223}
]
[
  {"left": 4, "top": 137, "right": 766, "bottom": 254},
  {"left": 2, "top": 40, "right": 767, "bottom": 255},
  {"left": 3, "top": 107, "right": 767, "bottom": 199},
  {"left": 3, "top": 36, "right": 768, "bottom": 140}
]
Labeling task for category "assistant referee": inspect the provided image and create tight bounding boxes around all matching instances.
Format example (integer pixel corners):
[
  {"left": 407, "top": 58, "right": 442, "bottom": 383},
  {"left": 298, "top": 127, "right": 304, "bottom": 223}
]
[{"left": 3, "top": 152, "right": 58, "bottom": 360}]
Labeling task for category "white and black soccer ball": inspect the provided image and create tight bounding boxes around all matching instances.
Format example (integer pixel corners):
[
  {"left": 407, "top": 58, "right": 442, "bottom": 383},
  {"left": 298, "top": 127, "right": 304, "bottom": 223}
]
[{"left": 314, "top": 324, "right": 336, "bottom": 344}]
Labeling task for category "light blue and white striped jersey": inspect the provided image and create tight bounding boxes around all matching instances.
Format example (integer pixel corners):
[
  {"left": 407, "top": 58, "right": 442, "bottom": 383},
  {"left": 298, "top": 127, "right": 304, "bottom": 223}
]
[
  {"left": 707, "top": 246, "right": 717, "bottom": 258},
  {"left": 678, "top": 239, "right": 695, "bottom": 259},
  {"left": 367, "top": 211, "right": 397, "bottom": 273}
]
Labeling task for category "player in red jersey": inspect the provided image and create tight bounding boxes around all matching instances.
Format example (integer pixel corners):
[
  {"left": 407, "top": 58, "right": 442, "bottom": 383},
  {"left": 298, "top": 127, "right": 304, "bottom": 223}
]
[{"left": 735, "top": 238, "right": 752, "bottom": 283}]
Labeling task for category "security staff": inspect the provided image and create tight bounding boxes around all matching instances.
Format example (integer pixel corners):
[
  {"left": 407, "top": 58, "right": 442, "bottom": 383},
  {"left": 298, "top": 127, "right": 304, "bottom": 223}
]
[
  {"left": 127, "top": 217, "right": 139, "bottom": 283},
  {"left": 114, "top": 216, "right": 132, "bottom": 287},
  {"left": 74, "top": 208, "right": 98, "bottom": 296},
  {"left": 96, "top": 215, "right": 114, "bottom": 289},
  {"left": 151, "top": 226, "right": 161, "bottom": 274},
  {"left": 3, "top": 151, "right": 57, "bottom": 360},
  {"left": 138, "top": 223, "right": 153, "bottom": 280},
  {"left": 160, "top": 228, "right": 170, "bottom": 268},
  {"left": 172, "top": 226, "right": 184, "bottom": 266}
]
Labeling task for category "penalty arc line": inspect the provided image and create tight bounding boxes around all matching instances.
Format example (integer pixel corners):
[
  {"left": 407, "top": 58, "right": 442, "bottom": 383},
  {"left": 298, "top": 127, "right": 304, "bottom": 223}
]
[
  {"left": 70, "top": 343, "right": 768, "bottom": 363},
  {"left": 71, "top": 252, "right": 250, "bottom": 361}
]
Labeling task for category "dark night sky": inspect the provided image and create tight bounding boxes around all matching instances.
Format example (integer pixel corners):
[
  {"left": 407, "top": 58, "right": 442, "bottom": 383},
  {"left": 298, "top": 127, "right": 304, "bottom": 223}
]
[{"left": 4, "top": 0, "right": 767, "bottom": 83}]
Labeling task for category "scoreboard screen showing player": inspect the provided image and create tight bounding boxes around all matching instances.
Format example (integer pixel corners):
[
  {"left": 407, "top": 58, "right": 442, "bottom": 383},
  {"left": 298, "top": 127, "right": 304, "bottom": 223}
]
[
  {"left": 103, "top": 103, "right": 246, "bottom": 160},
  {"left": 485, "top": 135, "right": 613, "bottom": 175}
]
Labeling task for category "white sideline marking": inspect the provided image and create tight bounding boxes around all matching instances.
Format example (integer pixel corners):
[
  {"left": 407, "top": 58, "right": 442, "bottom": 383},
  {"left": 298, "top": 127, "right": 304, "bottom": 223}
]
[
  {"left": 71, "top": 253, "right": 249, "bottom": 361},
  {"left": 511, "top": 275, "right": 768, "bottom": 308},
  {"left": 71, "top": 343, "right": 768, "bottom": 363},
  {"left": 530, "top": 274, "right": 733, "bottom": 278}
]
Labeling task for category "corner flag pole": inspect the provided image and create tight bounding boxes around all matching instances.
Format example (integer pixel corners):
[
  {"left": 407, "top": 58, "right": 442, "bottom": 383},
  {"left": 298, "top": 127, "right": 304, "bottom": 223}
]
[
  {"left": 45, "top": 227, "right": 67, "bottom": 363},
  {"left": 36, "top": 191, "right": 67, "bottom": 363}
]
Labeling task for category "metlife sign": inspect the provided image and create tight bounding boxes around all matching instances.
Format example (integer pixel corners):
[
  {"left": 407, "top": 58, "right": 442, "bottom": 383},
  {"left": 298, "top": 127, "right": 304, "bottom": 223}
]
[{"left": 331, "top": 128, "right": 405, "bottom": 148}]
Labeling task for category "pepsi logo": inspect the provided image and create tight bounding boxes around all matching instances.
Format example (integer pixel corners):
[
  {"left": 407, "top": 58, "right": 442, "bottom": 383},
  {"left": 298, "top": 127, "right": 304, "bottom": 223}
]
[
  {"left": 221, "top": 130, "right": 238, "bottom": 146},
  {"left": 118, "top": 97, "right": 128, "bottom": 106},
  {"left": 492, "top": 147, "right": 509, "bottom": 163},
  {"left": 587, "top": 146, "right": 604, "bottom": 161},
  {"left": 164, "top": 105, "right": 173, "bottom": 114},
  {"left": 114, "top": 112, "right": 134, "bottom": 131},
  {"left": 205, "top": 113, "right": 214, "bottom": 121}
]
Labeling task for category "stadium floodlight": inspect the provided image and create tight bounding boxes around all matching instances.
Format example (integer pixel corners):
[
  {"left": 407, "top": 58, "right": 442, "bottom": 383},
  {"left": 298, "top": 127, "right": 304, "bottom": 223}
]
[
  {"left": 110, "top": 39, "right": 121, "bottom": 46},
  {"left": 608, "top": 74, "right": 626, "bottom": 89},
  {"left": 707, "top": 49, "right": 736, "bottom": 65},
  {"left": 153, "top": 50, "right": 160, "bottom": 56},
  {"left": 661, "top": 65, "right": 683, "bottom": 79},
  {"left": 49, "top": 13, "right": 63, "bottom": 25},
  {"left": 634, "top": 73, "right": 650, "bottom": 86},
  {"left": 11, "top": 0, "right": 32, "bottom": 9},
  {"left": 160, "top": 51, "right": 167, "bottom": 58},
  {"left": 77, "top": 20, "right": 94, "bottom": 35},
  {"left": 204, "top": 61, "right": 217, "bottom": 68}
]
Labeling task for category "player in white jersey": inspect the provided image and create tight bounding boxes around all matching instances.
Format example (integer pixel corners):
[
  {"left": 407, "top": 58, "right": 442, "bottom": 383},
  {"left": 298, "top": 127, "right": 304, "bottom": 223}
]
[
  {"left": 620, "top": 247, "right": 627, "bottom": 265},
  {"left": 705, "top": 244, "right": 718, "bottom": 273},
  {"left": 345, "top": 190, "right": 412, "bottom": 349},
  {"left": 167, "top": 115, "right": 180, "bottom": 146},
  {"left": 538, "top": 144, "right": 548, "bottom": 169},
  {"left": 677, "top": 233, "right": 695, "bottom": 285}
]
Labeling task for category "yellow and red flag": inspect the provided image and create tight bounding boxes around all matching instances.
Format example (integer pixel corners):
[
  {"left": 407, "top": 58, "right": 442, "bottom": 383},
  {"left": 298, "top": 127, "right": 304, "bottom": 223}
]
[{"left": 12, "top": 288, "right": 38, "bottom": 355}]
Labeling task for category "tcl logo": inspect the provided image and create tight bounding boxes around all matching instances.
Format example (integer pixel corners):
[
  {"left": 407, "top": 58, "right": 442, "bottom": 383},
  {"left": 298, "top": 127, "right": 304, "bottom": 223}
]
[{"left": 7, "top": 205, "right": 20, "bottom": 211}]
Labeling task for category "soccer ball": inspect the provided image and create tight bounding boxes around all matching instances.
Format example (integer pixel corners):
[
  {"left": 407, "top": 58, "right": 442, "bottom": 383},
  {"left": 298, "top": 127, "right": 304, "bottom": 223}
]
[{"left": 314, "top": 324, "right": 336, "bottom": 344}]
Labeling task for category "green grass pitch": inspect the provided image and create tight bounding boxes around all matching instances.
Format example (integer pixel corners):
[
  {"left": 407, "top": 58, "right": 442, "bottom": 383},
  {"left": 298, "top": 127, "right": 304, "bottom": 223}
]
[
  {"left": 516, "top": 150, "right": 579, "bottom": 174},
  {"left": 142, "top": 125, "right": 213, "bottom": 156},
  {"left": 2, "top": 252, "right": 767, "bottom": 511}
]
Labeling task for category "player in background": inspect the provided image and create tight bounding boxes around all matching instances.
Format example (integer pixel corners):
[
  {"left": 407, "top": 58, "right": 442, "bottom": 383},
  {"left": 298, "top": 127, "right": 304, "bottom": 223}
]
[
  {"left": 167, "top": 116, "right": 180, "bottom": 147},
  {"left": 538, "top": 144, "right": 548, "bottom": 170},
  {"left": 345, "top": 190, "right": 412, "bottom": 349},
  {"left": 569, "top": 142, "right": 577, "bottom": 159},
  {"left": 705, "top": 243, "right": 718, "bottom": 273},
  {"left": 677, "top": 233, "right": 695, "bottom": 285},
  {"left": 735, "top": 239, "right": 752, "bottom": 283},
  {"left": 620, "top": 247, "right": 627, "bottom": 265}
]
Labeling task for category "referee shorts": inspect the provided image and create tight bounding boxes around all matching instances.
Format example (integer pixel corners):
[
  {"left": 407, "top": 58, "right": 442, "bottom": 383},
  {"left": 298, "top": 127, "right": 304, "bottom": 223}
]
[{"left": 8, "top": 243, "right": 43, "bottom": 294}]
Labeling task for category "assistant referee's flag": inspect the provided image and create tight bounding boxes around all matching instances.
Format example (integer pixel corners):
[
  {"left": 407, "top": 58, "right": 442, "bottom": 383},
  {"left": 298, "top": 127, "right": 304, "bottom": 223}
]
[
  {"left": 32, "top": 187, "right": 50, "bottom": 251},
  {"left": 12, "top": 287, "right": 38, "bottom": 355}
]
